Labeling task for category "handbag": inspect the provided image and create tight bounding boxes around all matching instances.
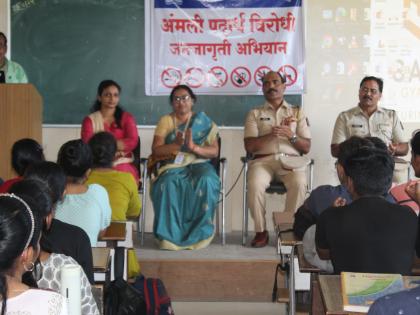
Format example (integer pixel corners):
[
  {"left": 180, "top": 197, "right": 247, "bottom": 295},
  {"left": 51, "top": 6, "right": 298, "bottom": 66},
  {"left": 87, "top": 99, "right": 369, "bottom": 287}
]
[{"left": 104, "top": 247, "right": 147, "bottom": 315}]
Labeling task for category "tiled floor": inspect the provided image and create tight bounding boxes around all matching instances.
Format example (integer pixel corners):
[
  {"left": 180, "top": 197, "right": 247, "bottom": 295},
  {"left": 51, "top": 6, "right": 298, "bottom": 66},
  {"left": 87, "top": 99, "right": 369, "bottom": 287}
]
[{"left": 172, "top": 302, "right": 286, "bottom": 315}]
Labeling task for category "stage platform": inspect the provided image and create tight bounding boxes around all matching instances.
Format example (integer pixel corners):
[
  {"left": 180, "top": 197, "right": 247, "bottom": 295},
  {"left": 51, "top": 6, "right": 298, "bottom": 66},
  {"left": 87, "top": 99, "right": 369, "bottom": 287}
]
[{"left": 134, "top": 232, "right": 283, "bottom": 302}]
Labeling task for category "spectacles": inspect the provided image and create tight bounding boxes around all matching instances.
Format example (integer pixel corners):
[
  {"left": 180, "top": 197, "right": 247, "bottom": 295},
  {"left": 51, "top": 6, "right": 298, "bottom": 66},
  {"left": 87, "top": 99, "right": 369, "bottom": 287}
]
[
  {"left": 173, "top": 95, "right": 190, "bottom": 102},
  {"left": 360, "top": 87, "right": 379, "bottom": 95}
]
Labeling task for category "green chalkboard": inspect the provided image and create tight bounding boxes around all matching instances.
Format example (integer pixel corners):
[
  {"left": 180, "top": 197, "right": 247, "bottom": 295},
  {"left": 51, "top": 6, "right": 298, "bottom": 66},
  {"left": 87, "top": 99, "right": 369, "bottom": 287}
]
[{"left": 11, "top": 0, "right": 301, "bottom": 126}]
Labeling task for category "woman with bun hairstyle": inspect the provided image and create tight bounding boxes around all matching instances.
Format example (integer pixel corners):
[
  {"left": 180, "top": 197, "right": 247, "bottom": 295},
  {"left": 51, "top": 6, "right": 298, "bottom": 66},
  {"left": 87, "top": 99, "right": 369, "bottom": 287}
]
[
  {"left": 56, "top": 139, "right": 111, "bottom": 246},
  {"left": 81, "top": 80, "right": 140, "bottom": 183},
  {"left": 0, "top": 190, "right": 68, "bottom": 314},
  {"left": 86, "top": 131, "right": 140, "bottom": 221},
  {"left": 86, "top": 131, "right": 141, "bottom": 278}
]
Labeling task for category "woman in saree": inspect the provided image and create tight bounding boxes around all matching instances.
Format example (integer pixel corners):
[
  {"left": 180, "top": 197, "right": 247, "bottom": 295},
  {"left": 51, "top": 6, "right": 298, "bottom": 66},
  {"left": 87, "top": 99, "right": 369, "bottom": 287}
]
[
  {"left": 151, "top": 85, "right": 220, "bottom": 250},
  {"left": 81, "top": 79, "right": 139, "bottom": 183}
]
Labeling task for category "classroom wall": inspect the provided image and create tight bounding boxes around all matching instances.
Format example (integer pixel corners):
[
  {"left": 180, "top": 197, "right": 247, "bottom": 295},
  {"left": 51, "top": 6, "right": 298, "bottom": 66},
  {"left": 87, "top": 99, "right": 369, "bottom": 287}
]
[{"left": 3, "top": 2, "right": 419, "bottom": 233}]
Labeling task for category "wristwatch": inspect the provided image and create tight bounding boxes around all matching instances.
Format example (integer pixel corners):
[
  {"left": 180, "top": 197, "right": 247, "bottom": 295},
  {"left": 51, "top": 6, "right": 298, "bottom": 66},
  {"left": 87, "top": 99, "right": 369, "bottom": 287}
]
[{"left": 289, "top": 134, "right": 298, "bottom": 144}]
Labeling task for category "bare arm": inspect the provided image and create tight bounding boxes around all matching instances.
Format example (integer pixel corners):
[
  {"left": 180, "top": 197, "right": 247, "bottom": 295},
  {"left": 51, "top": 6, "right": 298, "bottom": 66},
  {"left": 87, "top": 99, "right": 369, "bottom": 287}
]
[
  {"left": 331, "top": 143, "right": 340, "bottom": 158},
  {"left": 151, "top": 134, "right": 182, "bottom": 158},
  {"left": 185, "top": 128, "right": 219, "bottom": 158},
  {"left": 389, "top": 142, "right": 409, "bottom": 156}
]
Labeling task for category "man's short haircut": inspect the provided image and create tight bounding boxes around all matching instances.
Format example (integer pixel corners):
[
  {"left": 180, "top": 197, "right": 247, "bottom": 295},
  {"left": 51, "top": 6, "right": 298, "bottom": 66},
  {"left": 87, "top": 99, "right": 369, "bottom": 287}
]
[
  {"left": 360, "top": 76, "right": 384, "bottom": 93},
  {"left": 411, "top": 131, "right": 420, "bottom": 156},
  {"left": 261, "top": 71, "right": 286, "bottom": 84},
  {"left": 365, "top": 136, "right": 388, "bottom": 152},
  {"left": 343, "top": 147, "right": 394, "bottom": 196},
  {"left": 0, "top": 32, "right": 7, "bottom": 45},
  {"left": 337, "top": 136, "right": 373, "bottom": 165}
]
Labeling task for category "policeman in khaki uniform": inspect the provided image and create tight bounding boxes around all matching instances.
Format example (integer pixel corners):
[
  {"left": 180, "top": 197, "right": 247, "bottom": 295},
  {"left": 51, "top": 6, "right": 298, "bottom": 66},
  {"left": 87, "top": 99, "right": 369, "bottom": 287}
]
[
  {"left": 331, "top": 76, "right": 408, "bottom": 183},
  {"left": 244, "top": 71, "right": 311, "bottom": 247}
]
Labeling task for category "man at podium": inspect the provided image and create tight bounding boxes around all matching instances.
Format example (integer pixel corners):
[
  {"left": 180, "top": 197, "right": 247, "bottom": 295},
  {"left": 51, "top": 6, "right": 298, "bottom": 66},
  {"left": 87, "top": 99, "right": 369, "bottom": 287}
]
[{"left": 0, "top": 32, "right": 28, "bottom": 83}]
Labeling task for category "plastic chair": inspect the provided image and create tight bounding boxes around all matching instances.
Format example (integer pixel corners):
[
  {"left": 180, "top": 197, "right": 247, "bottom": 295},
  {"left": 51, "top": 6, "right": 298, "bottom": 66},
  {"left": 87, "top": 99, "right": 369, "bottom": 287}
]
[{"left": 241, "top": 155, "right": 314, "bottom": 246}]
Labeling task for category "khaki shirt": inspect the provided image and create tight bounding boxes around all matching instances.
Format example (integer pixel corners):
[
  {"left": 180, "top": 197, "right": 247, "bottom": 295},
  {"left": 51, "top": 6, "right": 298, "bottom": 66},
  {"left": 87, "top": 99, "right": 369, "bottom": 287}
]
[
  {"left": 244, "top": 101, "right": 311, "bottom": 156},
  {"left": 331, "top": 106, "right": 407, "bottom": 145}
]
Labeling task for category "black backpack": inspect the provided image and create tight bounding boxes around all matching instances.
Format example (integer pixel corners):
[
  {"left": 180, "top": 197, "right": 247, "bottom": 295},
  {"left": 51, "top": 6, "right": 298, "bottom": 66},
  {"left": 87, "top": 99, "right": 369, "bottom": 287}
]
[{"left": 104, "top": 247, "right": 147, "bottom": 315}]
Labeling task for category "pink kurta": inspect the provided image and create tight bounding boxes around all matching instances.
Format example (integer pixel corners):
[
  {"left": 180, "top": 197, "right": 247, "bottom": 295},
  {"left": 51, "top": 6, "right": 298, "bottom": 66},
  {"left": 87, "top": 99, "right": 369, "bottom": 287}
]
[{"left": 81, "top": 111, "right": 139, "bottom": 183}]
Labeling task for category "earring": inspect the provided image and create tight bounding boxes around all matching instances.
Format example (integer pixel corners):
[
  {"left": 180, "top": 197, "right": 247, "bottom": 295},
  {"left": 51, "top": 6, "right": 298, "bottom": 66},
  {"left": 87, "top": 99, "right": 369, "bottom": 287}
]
[{"left": 23, "top": 261, "right": 34, "bottom": 272}]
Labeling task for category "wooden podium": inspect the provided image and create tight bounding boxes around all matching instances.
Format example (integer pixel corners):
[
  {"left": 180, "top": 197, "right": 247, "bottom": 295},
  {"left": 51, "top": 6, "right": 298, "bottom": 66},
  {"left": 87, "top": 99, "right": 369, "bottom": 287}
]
[{"left": 0, "top": 84, "right": 42, "bottom": 180}]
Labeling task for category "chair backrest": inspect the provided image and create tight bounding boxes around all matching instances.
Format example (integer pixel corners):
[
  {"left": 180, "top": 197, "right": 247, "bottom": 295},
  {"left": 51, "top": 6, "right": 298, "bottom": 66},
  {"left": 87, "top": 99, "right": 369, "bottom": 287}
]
[
  {"left": 133, "top": 136, "right": 141, "bottom": 176},
  {"left": 209, "top": 137, "right": 221, "bottom": 175}
]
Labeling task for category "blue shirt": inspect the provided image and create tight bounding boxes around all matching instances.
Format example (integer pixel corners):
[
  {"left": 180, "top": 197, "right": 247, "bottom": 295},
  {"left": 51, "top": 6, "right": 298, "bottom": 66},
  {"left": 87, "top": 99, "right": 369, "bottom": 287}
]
[
  {"left": 55, "top": 184, "right": 112, "bottom": 246},
  {"left": 368, "top": 286, "right": 420, "bottom": 315},
  {"left": 305, "top": 184, "right": 396, "bottom": 217}
]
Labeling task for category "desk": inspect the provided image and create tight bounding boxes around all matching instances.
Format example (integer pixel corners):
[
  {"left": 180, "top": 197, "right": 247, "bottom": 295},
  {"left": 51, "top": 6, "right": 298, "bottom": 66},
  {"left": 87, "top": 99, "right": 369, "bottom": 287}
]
[
  {"left": 99, "top": 222, "right": 126, "bottom": 245},
  {"left": 92, "top": 247, "right": 111, "bottom": 283},
  {"left": 98, "top": 222, "right": 127, "bottom": 280},
  {"left": 273, "top": 212, "right": 301, "bottom": 315},
  {"left": 318, "top": 275, "right": 420, "bottom": 315}
]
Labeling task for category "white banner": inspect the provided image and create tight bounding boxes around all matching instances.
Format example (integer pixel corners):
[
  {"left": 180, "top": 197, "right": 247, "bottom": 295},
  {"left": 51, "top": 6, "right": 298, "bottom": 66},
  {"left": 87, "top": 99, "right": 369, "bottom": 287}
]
[{"left": 145, "top": 0, "right": 305, "bottom": 95}]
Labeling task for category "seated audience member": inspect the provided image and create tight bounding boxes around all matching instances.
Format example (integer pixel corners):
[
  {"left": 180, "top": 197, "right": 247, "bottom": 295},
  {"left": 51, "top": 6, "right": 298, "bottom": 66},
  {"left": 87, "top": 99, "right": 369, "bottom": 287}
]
[
  {"left": 0, "top": 138, "right": 44, "bottom": 193},
  {"left": 0, "top": 32, "right": 28, "bottom": 83},
  {"left": 10, "top": 179, "right": 99, "bottom": 315},
  {"left": 81, "top": 79, "right": 140, "bottom": 183},
  {"left": 150, "top": 85, "right": 220, "bottom": 250},
  {"left": 315, "top": 147, "right": 417, "bottom": 275},
  {"left": 86, "top": 132, "right": 141, "bottom": 277},
  {"left": 389, "top": 130, "right": 420, "bottom": 214},
  {"left": 368, "top": 131, "right": 420, "bottom": 314},
  {"left": 294, "top": 136, "right": 395, "bottom": 238},
  {"left": 86, "top": 131, "right": 140, "bottom": 221},
  {"left": 56, "top": 139, "right": 112, "bottom": 246},
  {"left": 24, "top": 162, "right": 95, "bottom": 284},
  {"left": 0, "top": 193, "right": 67, "bottom": 314},
  {"left": 299, "top": 137, "right": 394, "bottom": 273},
  {"left": 367, "top": 285, "right": 420, "bottom": 315}
]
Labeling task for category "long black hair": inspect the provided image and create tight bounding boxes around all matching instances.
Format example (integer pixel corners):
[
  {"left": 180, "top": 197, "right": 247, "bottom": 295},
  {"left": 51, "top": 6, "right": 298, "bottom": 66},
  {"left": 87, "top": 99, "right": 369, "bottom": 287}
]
[
  {"left": 24, "top": 162, "right": 67, "bottom": 254},
  {"left": 11, "top": 138, "right": 45, "bottom": 176},
  {"left": 0, "top": 191, "right": 43, "bottom": 315},
  {"left": 90, "top": 79, "right": 124, "bottom": 128}
]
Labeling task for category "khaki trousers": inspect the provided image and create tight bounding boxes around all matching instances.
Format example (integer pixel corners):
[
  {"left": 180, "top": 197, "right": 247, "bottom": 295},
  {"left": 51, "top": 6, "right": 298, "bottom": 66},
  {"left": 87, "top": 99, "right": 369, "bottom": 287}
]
[{"left": 247, "top": 159, "right": 307, "bottom": 232}]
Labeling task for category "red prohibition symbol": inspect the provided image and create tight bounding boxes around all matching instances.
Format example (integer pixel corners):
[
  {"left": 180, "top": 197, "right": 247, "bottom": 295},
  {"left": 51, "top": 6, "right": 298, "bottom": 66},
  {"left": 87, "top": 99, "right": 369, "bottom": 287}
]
[
  {"left": 254, "top": 66, "right": 272, "bottom": 86},
  {"left": 184, "top": 67, "right": 205, "bottom": 88},
  {"left": 231, "top": 66, "right": 251, "bottom": 88},
  {"left": 161, "top": 67, "right": 182, "bottom": 88},
  {"left": 208, "top": 66, "right": 228, "bottom": 88},
  {"left": 278, "top": 65, "right": 298, "bottom": 87}
]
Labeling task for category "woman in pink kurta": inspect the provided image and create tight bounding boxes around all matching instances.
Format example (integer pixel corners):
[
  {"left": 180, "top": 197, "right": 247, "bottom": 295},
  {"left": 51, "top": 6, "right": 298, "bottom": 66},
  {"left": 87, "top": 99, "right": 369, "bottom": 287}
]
[{"left": 81, "top": 80, "right": 139, "bottom": 183}]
